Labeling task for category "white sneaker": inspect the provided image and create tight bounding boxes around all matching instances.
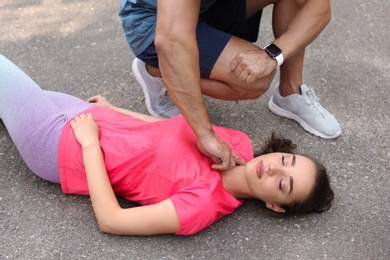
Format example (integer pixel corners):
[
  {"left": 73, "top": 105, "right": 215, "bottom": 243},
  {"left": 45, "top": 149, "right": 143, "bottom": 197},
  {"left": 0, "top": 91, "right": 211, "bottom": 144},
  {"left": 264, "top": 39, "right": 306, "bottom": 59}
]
[
  {"left": 132, "top": 58, "right": 180, "bottom": 118},
  {"left": 268, "top": 84, "right": 342, "bottom": 139}
]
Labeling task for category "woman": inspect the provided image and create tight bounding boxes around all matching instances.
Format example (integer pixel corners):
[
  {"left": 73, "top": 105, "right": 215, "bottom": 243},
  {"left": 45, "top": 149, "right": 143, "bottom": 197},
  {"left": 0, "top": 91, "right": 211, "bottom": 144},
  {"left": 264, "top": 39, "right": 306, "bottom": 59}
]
[{"left": 0, "top": 55, "right": 334, "bottom": 236}]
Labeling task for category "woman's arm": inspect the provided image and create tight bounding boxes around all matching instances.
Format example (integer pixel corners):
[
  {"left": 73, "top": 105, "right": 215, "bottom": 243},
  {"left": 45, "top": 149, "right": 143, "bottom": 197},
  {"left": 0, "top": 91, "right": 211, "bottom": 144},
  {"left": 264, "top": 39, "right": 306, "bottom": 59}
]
[
  {"left": 87, "top": 95, "right": 165, "bottom": 122},
  {"left": 70, "top": 113, "right": 179, "bottom": 235}
]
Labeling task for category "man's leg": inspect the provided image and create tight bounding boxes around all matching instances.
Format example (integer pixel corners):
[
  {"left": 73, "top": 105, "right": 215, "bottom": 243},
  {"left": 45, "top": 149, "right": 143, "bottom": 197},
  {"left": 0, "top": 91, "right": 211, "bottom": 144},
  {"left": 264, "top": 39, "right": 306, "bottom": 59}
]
[
  {"left": 205, "top": 0, "right": 341, "bottom": 139},
  {"left": 132, "top": 55, "right": 181, "bottom": 118},
  {"left": 202, "top": 36, "right": 275, "bottom": 100},
  {"left": 272, "top": 0, "right": 304, "bottom": 96},
  {"left": 197, "top": 0, "right": 274, "bottom": 100},
  {"left": 132, "top": 0, "right": 341, "bottom": 139},
  {"left": 266, "top": 0, "right": 341, "bottom": 139},
  {"left": 236, "top": 0, "right": 306, "bottom": 96},
  {"left": 130, "top": 0, "right": 272, "bottom": 117}
]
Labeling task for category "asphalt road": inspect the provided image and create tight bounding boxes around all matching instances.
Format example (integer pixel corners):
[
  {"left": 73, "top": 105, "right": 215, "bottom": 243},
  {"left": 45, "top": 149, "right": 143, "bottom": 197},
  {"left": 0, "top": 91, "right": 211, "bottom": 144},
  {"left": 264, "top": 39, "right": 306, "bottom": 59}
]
[{"left": 1, "top": 0, "right": 389, "bottom": 259}]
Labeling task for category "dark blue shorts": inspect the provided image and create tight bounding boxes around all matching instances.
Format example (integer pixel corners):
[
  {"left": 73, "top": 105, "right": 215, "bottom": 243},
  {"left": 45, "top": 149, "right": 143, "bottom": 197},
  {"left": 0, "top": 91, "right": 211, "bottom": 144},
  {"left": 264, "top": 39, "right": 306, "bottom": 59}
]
[{"left": 138, "top": 0, "right": 262, "bottom": 78}]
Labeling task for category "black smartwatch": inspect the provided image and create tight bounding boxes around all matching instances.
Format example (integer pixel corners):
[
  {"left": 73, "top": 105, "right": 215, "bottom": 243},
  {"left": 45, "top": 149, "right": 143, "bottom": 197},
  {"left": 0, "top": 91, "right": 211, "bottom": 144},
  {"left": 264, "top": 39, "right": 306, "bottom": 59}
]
[{"left": 264, "top": 43, "right": 284, "bottom": 67}]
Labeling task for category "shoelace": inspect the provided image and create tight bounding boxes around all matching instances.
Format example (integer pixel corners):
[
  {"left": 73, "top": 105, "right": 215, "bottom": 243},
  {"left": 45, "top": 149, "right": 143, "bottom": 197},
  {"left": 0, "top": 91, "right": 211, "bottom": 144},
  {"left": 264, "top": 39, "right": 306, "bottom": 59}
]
[
  {"left": 303, "top": 88, "right": 325, "bottom": 114},
  {"left": 158, "top": 88, "right": 176, "bottom": 107}
]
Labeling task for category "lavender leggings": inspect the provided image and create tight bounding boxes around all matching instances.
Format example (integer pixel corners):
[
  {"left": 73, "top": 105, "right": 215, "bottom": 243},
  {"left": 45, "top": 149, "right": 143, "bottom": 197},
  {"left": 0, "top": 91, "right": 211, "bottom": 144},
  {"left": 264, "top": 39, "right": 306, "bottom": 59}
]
[{"left": 0, "top": 55, "right": 92, "bottom": 183}]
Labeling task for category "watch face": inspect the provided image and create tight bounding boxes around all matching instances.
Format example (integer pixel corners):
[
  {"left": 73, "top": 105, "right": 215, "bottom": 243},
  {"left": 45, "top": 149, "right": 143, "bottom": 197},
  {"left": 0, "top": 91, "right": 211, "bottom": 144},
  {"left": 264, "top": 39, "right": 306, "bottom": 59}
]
[{"left": 265, "top": 44, "right": 282, "bottom": 57}]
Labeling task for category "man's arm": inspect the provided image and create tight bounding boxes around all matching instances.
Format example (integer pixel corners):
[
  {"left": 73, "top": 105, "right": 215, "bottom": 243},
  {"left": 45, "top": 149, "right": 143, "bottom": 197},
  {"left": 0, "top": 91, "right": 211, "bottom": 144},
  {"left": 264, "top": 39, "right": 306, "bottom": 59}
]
[{"left": 155, "top": 0, "right": 246, "bottom": 170}]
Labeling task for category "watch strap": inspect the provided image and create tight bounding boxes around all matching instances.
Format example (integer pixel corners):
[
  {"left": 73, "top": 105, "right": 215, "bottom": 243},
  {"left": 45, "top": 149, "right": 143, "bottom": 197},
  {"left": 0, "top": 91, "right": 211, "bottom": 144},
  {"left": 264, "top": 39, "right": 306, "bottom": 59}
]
[
  {"left": 264, "top": 44, "right": 284, "bottom": 67},
  {"left": 274, "top": 52, "right": 284, "bottom": 67}
]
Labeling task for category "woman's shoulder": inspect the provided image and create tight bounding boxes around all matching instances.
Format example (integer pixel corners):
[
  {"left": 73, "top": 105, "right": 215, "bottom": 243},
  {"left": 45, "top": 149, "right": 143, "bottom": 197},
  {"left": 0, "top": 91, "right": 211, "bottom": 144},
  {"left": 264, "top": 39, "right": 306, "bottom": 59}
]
[
  {"left": 170, "top": 174, "right": 242, "bottom": 235},
  {"left": 213, "top": 125, "right": 254, "bottom": 161}
]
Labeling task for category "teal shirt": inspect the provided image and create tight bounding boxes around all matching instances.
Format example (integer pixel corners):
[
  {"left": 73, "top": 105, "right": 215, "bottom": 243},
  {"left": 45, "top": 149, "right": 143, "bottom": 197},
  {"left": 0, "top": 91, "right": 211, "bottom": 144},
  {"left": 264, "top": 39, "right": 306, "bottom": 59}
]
[{"left": 119, "top": 0, "right": 217, "bottom": 56}]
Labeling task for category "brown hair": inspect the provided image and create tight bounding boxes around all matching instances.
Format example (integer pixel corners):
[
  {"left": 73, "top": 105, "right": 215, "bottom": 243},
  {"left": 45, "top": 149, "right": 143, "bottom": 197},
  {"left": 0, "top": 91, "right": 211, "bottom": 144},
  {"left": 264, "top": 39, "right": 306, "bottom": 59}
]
[{"left": 254, "top": 133, "right": 334, "bottom": 214}]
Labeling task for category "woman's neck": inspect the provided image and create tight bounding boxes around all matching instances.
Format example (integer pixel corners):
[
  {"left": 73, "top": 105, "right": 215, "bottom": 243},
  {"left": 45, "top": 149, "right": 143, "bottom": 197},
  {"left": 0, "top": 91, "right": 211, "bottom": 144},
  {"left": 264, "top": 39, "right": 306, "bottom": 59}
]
[{"left": 222, "top": 165, "right": 253, "bottom": 199}]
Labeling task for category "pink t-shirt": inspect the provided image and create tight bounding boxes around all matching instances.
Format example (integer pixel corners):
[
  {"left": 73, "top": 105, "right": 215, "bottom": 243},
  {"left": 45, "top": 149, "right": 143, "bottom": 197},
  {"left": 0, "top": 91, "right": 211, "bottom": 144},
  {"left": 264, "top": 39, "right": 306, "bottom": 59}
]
[{"left": 58, "top": 106, "right": 253, "bottom": 235}]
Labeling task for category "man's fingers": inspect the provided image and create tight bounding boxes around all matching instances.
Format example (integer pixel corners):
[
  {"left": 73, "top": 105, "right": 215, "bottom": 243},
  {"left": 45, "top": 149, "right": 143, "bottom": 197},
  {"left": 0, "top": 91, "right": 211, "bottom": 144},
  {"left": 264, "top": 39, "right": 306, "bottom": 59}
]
[
  {"left": 238, "top": 70, "right": 249, "bottom": 81},
  {"left": 211, "top": 162, "right": 227, "bottom": 171},
  {"left": 211, "top": 153, "right": 236, "bottom": 171},
  {"left": 229, "top": 58, "right": 239, "bottom": 72},
  {"left": 211, "top": 152, "right": 246, "bottom": 171},
  {"left": 232, "top": 152, "right": 247, "bottom": 166}
]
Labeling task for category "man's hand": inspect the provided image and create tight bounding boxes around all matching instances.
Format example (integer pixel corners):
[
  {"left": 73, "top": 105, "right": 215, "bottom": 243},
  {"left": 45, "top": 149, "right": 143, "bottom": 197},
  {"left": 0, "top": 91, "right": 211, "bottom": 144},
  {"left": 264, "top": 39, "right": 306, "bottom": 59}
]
[
  {"left": 87, "top": 95, "right": 113, "bottom": 108},
  {"left": 70, "top": 113, "right": 100, "bottom": 147},
  {"left": 229, "top": 50, "right": 277, "bottom": 83},
  {"left": 197, "top": 131, "right": 247, "bottom": 171}
]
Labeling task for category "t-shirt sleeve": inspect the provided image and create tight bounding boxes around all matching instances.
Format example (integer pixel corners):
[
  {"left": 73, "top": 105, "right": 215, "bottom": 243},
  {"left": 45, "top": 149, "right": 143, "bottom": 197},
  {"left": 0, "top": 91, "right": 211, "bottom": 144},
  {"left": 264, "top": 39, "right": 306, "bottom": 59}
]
[
  {"left": 170, "top": 183, "right": 241, "bottom": 235},
  {"left": 213, "top": 126, "right": 254, "bottom": 162},
  {"left": 170, "top": 191, "right": 216, "bottom": 235}
]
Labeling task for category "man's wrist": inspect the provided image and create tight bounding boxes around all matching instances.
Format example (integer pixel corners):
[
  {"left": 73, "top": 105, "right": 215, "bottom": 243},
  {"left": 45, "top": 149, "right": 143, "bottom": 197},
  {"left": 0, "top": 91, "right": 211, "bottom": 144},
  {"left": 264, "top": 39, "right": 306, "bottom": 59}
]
[{"left": 264, "top": 43, "right": 284, "bottom": 67}]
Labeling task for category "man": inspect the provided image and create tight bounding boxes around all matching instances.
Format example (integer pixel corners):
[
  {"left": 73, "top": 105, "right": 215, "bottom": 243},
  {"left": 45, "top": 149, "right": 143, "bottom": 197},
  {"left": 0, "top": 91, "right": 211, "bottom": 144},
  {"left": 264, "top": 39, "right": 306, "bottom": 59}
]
[{"left": 119, "top": 0, "right": 341, "bottom": 171}]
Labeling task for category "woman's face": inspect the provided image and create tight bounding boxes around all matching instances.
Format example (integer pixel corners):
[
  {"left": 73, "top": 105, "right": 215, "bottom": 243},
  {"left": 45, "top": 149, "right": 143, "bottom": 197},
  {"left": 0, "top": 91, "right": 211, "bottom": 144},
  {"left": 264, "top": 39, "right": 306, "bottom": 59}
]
[{"left": 245, "top": 152, "right": 316, "bottom": 212}]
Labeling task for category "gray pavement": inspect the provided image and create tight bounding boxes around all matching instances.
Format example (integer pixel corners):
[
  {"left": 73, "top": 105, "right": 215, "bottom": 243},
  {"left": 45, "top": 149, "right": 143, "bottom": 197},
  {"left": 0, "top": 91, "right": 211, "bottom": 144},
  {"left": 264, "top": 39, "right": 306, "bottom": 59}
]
[{"left": 1, "top": 0, "right": 389, "bottom": 259}]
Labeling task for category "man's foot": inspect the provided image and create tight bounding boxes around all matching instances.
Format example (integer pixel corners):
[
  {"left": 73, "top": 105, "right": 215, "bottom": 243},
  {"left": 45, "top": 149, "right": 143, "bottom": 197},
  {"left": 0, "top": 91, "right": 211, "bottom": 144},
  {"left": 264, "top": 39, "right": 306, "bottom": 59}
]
[
  {"left": 132, "top": 58, "right": 180, "bottom": 118},
  {"left": 268, "top": 84, "right": 342, "bottom": 139}
]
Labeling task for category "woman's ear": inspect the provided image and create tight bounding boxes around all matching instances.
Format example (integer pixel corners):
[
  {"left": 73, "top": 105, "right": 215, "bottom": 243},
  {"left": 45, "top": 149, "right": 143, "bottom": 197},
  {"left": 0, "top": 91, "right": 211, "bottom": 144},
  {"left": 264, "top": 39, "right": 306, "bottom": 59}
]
[{"left": 266, "top": 202, "right": 286, "bottom": 213}]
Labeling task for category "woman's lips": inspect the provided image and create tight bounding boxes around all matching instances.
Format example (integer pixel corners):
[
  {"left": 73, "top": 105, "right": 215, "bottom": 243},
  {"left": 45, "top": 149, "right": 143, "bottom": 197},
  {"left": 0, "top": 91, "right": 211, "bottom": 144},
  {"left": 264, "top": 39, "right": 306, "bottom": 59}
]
[{"left": 256, "top": 161, "right": 264, "bottom": 179}]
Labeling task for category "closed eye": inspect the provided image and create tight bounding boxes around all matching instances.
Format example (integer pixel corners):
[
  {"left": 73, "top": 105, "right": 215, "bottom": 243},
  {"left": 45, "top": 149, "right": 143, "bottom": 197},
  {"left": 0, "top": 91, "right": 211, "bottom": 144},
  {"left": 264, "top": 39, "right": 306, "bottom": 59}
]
[
  {"left": 292, "top": 154, "right": 296, "bottom": 166},
  {"left": 282, "top": 155, "right": 285, "bottom": 165},
  {"left": 279, "top": 177, "right": 293, "bottom": 194}
]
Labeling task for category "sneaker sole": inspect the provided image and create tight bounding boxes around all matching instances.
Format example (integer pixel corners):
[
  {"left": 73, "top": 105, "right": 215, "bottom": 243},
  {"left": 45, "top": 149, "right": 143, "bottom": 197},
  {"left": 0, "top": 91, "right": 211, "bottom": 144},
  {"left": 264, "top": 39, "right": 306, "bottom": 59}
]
[
  {"left": 131, "top": 59, "right": 163, "bottom": 118},
  {"left": 268, "top": 96, "right": 342, "bottom": 139}
]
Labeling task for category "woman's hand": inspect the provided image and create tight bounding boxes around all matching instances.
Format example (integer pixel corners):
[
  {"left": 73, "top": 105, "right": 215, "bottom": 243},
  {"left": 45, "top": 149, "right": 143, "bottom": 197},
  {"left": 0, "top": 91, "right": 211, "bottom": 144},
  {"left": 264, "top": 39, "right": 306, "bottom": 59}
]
[
  {"left": 70, "top": 113, "right": 100, "bottom": 147},
  {"left": 87, "top": 95, "right": 113, "bottom": 108},
  {"left": 70, "top": 114, "right": 179, "bottom": 236}
]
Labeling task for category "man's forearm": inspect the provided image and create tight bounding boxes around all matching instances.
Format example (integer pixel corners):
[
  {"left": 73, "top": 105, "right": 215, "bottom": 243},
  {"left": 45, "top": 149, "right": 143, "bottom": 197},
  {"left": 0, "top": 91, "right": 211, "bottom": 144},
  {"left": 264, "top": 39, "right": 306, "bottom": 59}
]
[
  {"left": 155, "top": 0, "right": 214, "bottom": 140},
  {"left": 159, "top": 42, "right": 214, "bottom": 139}
]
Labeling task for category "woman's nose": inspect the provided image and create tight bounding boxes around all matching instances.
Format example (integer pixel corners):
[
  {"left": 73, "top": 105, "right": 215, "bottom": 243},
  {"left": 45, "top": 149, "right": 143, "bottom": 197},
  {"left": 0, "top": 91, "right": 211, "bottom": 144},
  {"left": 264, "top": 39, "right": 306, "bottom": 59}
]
[{"left": 268, "top": 163, "right": 277, "bottom": 176}]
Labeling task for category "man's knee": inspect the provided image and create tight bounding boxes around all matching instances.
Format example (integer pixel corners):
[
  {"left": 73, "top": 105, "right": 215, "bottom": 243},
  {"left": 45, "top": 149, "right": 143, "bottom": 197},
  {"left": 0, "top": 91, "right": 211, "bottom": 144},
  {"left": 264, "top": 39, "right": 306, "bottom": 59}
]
[
  {"left": 236, "top": 68, "right": 276, "bottom": 99},
  {"left": 234, "top": 80, "right": 272, "bottom": 100}
]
